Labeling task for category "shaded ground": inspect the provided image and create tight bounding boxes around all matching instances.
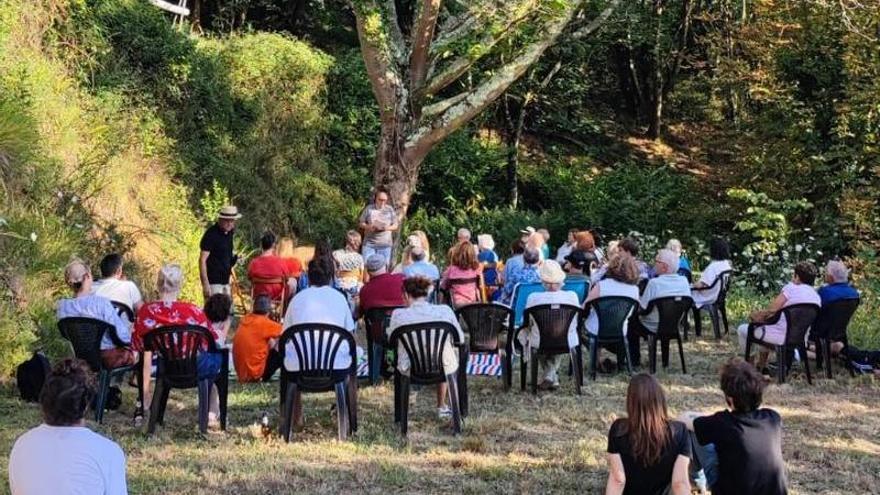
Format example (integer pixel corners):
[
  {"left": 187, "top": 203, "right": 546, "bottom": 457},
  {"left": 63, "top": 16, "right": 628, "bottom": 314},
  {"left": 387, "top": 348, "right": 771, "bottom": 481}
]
[{"left": 1, "top": 304, "right": 879, "bottom": 494}]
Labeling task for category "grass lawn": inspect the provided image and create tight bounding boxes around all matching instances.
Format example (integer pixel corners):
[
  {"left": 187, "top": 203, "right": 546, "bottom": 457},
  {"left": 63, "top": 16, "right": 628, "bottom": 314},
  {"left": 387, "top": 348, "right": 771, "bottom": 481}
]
[{"left": 2, "top": 309, "right": 879, "bottom": 494}]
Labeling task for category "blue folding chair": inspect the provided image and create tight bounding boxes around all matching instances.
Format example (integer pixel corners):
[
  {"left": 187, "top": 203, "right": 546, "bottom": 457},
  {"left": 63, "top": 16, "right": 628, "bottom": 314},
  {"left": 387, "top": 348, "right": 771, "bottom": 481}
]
[
  {"left": 562, "top": 278, "right": 589, "bottom": 304},
  {"left": 510, "top": 282, "right": 545, "bottom": 328}
]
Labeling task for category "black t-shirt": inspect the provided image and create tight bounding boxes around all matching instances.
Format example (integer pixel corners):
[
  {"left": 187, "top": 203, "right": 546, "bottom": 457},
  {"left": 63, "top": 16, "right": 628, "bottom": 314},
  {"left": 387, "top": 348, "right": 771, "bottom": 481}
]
[
  {"left": 200, "top": 224, "right": 235, "bottom": 284},
  {"left": 694, "top": 408, "right": 787, "bottom": 495},
  {"left": 607, "top": 418, "right": 691, "bottom": 495}
]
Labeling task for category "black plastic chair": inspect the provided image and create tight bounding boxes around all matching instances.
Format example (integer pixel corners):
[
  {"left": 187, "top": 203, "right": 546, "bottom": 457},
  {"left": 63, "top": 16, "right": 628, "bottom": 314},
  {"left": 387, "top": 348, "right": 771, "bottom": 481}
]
[
  {"left": 143, "top": 325, "right": 229, "bottom": 434},
  {"left": 811, "top": 298, "right": 860, "bottom": 378},
  {"left": 689, "top": 270, "right": 732, "bottom": 339},
  {"left": 744, "top": 303, "right": 820, "bottom": 385},
  {"left": 390, "top": 321, "right": 464, "bottom": 436},
  {"left": 637, "top": 296, "right": 693, "bottom": 374},
  {"left": 455, "top": 304, "right": 514, "bottom": 413},
  {"left": 582, "top": 296, "right": 640, "bottom": 380},
  {"left": 111, "top": 301, "right": 135, "bottom": 323},
  {"left": 363, "top": 306, "right": 403, "bottom": 385},
  {"left": 58, "top": 317, "right": 136, "bottom": 424},
  {"left": 277, "top": 324, "right": 357, "bottom": 442},
  {"left": 519, "top": 304, "right": 583, "bottom": 394}
]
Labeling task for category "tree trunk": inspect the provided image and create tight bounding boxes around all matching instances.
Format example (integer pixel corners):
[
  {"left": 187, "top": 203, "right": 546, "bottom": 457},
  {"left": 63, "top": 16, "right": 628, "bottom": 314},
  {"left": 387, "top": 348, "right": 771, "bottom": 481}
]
[
  {"left": 647, "top": 0, "right": 665, "bottom": 140},
  {"left": 503, "top": 95, "right": 523, "bottom": 209}
]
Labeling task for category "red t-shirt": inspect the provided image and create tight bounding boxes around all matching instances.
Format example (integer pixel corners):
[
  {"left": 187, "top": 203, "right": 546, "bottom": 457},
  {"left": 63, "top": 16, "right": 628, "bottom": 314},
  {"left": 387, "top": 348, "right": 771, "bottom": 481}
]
[
  {"left": 281, "top": 257, "right": 302, "bottom": 278},
  {"left": 248, "top": 255, "right": 293, "bottom": 300},
  {"left": 133, "top": 300, "right": 212, "bottom": 351},
  {"left": 359, "top": 273, "right": 406, "bottom": 312}
]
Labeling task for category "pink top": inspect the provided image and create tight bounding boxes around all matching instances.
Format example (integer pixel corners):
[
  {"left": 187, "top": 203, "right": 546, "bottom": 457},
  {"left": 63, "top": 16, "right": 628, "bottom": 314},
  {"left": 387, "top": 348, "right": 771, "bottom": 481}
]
[
  {"left": 440, "top": 266, "right": 481, "bottom": 307},
  {"left": 759, "top": 282, "right": 821, "bottom": 345}
]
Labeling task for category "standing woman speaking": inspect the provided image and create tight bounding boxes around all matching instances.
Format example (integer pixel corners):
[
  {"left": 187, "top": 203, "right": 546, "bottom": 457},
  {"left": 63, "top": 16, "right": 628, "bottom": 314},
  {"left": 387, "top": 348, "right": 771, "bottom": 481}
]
[{"left": 358, "top": 187, "right": 398, "bottom": 269}]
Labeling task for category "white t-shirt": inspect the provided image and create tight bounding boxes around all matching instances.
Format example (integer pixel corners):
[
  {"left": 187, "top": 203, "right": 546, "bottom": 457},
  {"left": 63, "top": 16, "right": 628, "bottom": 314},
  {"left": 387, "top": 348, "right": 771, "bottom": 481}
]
[
  {"left": 282, "top": 285, "right": 356, "bottom": 371},
  {"left": 91, "top": 278, "right": 142, "bottom": 314},
  {"left": 9, "top": 424, "right": 127, "bottom": 495},
  {"left": 639, "top": 274, "right": 692, "bottom": 332},
  {"left": 691, "top": 260, "right": 732, "bottom": 306},
  {"left": 585, "top": 279, "right": 639, "bottom": 335}
]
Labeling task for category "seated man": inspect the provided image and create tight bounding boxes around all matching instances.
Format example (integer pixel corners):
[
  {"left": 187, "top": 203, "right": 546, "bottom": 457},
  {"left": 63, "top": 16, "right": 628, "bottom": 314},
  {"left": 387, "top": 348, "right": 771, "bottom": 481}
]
[
  {"left": 564, "top": 250, "right": 595, "bottom": 281},
  {"left": 57, "top": 259, "right": 136, "bottom": 369},
  {"left": 628, "top": 249, "right": 692, "bottom": 367},
  {"left": 233, "top": 295, "right": 283, "bottom": 382},
  {"left": 91, "top": 253, "right": 143, "bottom": 316},
  {"left": 519, "top": 261, "right": 579, "bottom": 390},
  {"left": 679, "top": 358, "right": 787, "bottom": 495},
  {"left": 248, "top": 231, "right": 296, "bottom": 303},
  {"left": 818, "top": 259, "right": 859, "bottom": 305},
  {"left": 402, "top": 246, "right": 440, "bottom": 281},
  {"left": 358, "top": 254, "right": 406, "bottom": 315},
  {"left": 9, "top": 358, "right": 128, "bottom": 495},
  {"left": 500, "top": 247, "right": 542, "bottom": 305}
]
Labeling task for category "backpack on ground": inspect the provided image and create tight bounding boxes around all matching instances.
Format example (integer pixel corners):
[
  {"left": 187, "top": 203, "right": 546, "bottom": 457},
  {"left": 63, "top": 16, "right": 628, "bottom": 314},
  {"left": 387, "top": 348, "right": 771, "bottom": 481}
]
[
  {"left": 840, "top": 346, "right": 880, "bottom": 374},
  {"left": 16, "top": 352, "right": 51, "bottom": 402}
]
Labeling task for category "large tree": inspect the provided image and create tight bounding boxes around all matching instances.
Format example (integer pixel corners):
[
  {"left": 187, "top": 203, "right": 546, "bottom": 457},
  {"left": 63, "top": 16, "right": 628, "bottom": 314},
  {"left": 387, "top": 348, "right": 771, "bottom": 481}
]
[{"left": 350, "top": 0, "right": 621, "bottom": 221}]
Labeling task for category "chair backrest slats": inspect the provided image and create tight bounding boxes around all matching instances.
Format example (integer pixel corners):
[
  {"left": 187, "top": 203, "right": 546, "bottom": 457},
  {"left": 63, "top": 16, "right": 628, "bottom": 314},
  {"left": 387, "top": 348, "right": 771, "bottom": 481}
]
[
  {"left": 782, "top": 303, "right": 821, "bottom": 345},
  {"left": 58, "top": 317, "right": 113, "bottom": 371},
  {"left": 813, "top": 298, "right": 860, "bottom": 341},
  {"left": 585, "top": 296, "right": 639, "bottom": 340},
  {"left": 647, "top": 296, "right": 694, "bottom": 337},
  {"left": 523, "top": 304, "right": 581, "bottom": 352},
  {"left": 455, "top": 304, "right": 513, "bottom": 353},
  {"left": 143, "top": 325, "right": 211, "bottom": 388},
  {"left": 279, "top": 324, "right": 355, "bottom": 390},
  {"left": 390, "top": 322, "right": 460, "bottom": 381}
]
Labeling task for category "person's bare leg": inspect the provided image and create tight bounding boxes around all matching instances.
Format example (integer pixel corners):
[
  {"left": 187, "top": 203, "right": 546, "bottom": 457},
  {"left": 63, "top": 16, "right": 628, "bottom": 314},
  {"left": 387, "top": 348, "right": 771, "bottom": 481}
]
[
  {"left": 142, "top": 350, "right": 152, "bottom": 410},
  {"left": 756, "top": 349, "right": 770, "bottom": 370},
  {"left": 437, "top": 383, "right": 448, "bottom": 408}
]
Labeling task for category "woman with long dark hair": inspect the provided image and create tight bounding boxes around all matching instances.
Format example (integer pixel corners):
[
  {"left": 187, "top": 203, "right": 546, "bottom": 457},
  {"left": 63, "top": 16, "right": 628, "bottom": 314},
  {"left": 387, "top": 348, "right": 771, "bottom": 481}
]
[{"left": 606, "top": 374, "right": 691, "bottom": 495}]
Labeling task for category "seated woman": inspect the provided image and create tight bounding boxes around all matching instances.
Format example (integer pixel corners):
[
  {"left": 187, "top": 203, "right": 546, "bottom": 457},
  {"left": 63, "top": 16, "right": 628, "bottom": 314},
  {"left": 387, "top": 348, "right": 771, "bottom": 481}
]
[
  {"left": 500, "top": 247, "right": 542, "bottom": 305},
  {"left": 518, "top": 260, "right": 579, "bottom": 390},
  {"left": 564, "top": 231, "right": 599, "bottom": 276},
  {"left": 691, "top": 238, "right": 732, "bottom": 306},
  {"left": 204, "top": 293, "right": 231, "bottom": 427},
  {"left": 440, "top": 241, "right": 483, "bottom": 308},
  {"left": 477, "top": 234, "right": 502, "bottom": 299},
  {"left": 584, "top": 254, "right": 640, "bottom": 337},
  {"left": 388, "top": 276, "right": 465, "bottom": 419},
  {"left": 333, "top": 230, "right": 365, "bottom": 299},
  {"left": 133, "top": 264, "right": 222, "bottom": 419},
  {"left": 736, "top": 261, "right": 820, "bottom": 370},
  {"left": 606, "top": 374, "right": 691, "bottom": 495}
]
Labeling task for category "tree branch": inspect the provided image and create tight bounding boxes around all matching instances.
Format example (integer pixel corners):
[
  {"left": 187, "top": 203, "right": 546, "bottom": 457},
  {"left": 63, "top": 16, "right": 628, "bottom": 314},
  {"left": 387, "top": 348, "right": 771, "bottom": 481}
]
[
  {"left": 384, "top": 0, "right": 407, "bottom": 65},
  {"left": 571, "top": 0, "right": 622, "bottom": 39},
  {"left": 351, "top": 0, "right": 406, "bottom": 121},
  {"left": 406, "top": 2, "right": 580, "bottom": 155},
  {"left": 410, "top": 0, "right": 443, "bottom": 91}
]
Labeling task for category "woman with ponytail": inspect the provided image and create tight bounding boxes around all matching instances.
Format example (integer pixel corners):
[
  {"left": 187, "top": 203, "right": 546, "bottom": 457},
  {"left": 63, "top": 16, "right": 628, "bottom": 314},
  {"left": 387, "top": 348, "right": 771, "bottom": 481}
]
[{"left": 606, "top": 374, "right": 691, "bottom": 495}]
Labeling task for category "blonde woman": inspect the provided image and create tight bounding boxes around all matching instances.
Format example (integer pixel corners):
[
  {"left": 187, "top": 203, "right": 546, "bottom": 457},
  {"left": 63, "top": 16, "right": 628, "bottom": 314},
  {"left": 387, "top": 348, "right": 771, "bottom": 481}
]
[{"left": 276, "top": 236, "right": 304, "bottom": 279}]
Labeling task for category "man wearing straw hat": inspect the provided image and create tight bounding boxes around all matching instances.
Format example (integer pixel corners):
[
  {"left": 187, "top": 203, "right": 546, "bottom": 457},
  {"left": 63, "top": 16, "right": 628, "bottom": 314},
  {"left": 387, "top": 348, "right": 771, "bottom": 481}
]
[{"left": 199, "top": 205, "right": 241, "bottom": 301}]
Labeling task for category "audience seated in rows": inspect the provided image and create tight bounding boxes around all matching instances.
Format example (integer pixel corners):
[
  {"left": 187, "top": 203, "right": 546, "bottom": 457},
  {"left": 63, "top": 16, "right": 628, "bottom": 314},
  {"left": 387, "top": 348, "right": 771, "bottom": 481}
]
[
  {"left": 9, "top": 358, "right": 128, "bottom": 495},
  {"left": 691, "top": 238, "right": 732, "bottom": 306},
  {"left": 248, "top": 232, "right": 296, "bottom": 302},
  {"left": 606, "top": 374, "right": 691, "bottom": 495},
  {"left": 440, "top": 241, "right": 482, "bottom": 307},
  {"left": 333, "top": 230, "right": 365, "bottom": 298},
  {"left": 737, "top": 261, "right": 820, "bottom": 369},
  {"left": 91, "top": 253, "right": 143, "bottom": 315},
  {"left": 500, "top": 247, "right": 542, "bottom": 304},
  {"left": 57, "top": 259, "right": 136, "bottom": 369},
  {"left": 358, "top": 254, "right": 406, "bottom": 314},
  {"left": 680, "top": 358, "right": 787, "bottom": 495},
  {"left": 403, "top": 246, "right": 439, "bottom": 281},
  {"left": 584, "top": 254, "right": 641, "bottom": 336},
  {"left": 518, "top": 260, "right": 579, "bottom": 390},
  {"left": 628, "top": 249, "right": 692, "bottom": 367},
  {"left": 592, "top": 238, "right": 647, "bottom": 283},
  {"left": 388, "top": 276, "right": 464, "bottom": 420},
  {"left": 233, "top": 295, "right": 283, "bottom": 383}
]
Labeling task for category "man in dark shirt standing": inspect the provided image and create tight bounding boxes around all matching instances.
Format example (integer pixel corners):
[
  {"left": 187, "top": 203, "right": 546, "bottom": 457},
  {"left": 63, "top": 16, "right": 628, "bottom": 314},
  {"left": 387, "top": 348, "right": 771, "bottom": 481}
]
[
  {"left": 679, "top": 358, "right": 787, "bottom": 495},
  {"left": 199, "top": 205, "right": 241, "bottom": 301}
]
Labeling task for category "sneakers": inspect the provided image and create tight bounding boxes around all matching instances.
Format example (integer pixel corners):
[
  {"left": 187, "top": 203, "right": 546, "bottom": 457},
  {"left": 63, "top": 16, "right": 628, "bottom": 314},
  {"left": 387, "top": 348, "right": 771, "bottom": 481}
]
[{"left": 437, "top": 406, "right": 452, "bottom": 419}]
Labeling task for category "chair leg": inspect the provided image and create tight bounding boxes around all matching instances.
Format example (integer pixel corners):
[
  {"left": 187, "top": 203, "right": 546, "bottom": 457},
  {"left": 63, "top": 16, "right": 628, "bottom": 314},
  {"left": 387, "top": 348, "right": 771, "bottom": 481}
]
[
  {"left": 622, "top": 339, "right": 634, "bottom": 375},
  {"left": 589, "top": 339, "right": 599, "bottom": 381},
  {"left": 661, "top": 338, "right": 671, "bottom": 368},
  {"left": 156, "top": 381, "right": 171, "bottom": 426},
  {"left": 458, "top": 346, "right": 469, "bottom": 418},
  {"left": 281, "top": 382, "right": 296, "bottom": 442},
  {"left": 821, "top": 339, "right": 833, "bottom": 379},
  {"left": 400, "top": 375, "right": 410, "bottom": 437},
  {"left": 446, "top": 373, "right": 462, "bottom": 435},
  {"left": 147, "top": 379, "right": 164, "bottom": 435},
  {"left": 529, "top": 349, "right": 539, "bottom": 395},
  {"left": 520, "top": 349, "right": 527, "bottom": 391},
  {"left": 95, "top": 370, "right": 110, "bottom": 424},
  {"left": 570, "top": 348, "right": 582, "bottom": 395},
  {"left": 649, "top": 335, "right": 658, "bottom": 374},
  {"left": 777, "top": 346, "right": 787, "bottom": 385},
  {"left": 335, "top": 382, "right": 349, "bottom": 441},
  {"left": 800, "top": 344, "right": 812, "bottom": 385},
  {"left": 369, "top": 341, "right": 380, "bottom": 386},
  {"left": 709, "top": 306, "right": 721, "bottom": 340},
  {"left": 677, "top": 337, "right": 687, "bottom": 374},
  {"left": 215, "top": 366, "right": 228, "bottom": 431},
  {"left": 503, "top": 350, "right": 512, "bottom": 391},
  {"left": 393, "top": 372, "right": 401, "bottom": 424},
  {"left": 720, "top": 302, "right": 730, "bottom": 335},
  {"left": 347, "top": 375, "right": 358, "bottom": 433},
  {"left": 692, "top": 307, "right": 702, "bottom": 337},
  {"left": 197, "top": 379, "right": 210, "bottom": 434}
]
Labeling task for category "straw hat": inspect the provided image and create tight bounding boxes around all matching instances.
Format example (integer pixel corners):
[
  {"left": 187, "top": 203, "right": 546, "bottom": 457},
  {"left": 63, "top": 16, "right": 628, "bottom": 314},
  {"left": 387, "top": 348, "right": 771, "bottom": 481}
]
[
  {"left": 218, "top": 205, "right": 242, "bottom": 220},
  {"left": 539, "top": 260, "right": 566, "bottom": 284}
]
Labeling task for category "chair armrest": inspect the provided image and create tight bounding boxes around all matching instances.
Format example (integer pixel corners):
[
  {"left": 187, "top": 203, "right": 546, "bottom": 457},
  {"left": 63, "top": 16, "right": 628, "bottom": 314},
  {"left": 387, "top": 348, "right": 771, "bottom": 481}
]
[{"left": 106, "top": 327, "right": 131, "bottom": 348}]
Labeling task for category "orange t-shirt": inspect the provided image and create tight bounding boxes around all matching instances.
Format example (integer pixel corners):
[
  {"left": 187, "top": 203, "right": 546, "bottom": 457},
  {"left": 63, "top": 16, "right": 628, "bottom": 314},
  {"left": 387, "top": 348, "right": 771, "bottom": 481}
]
[{"left": 233, "top": 314, "right": 283, "bottom": 382}]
